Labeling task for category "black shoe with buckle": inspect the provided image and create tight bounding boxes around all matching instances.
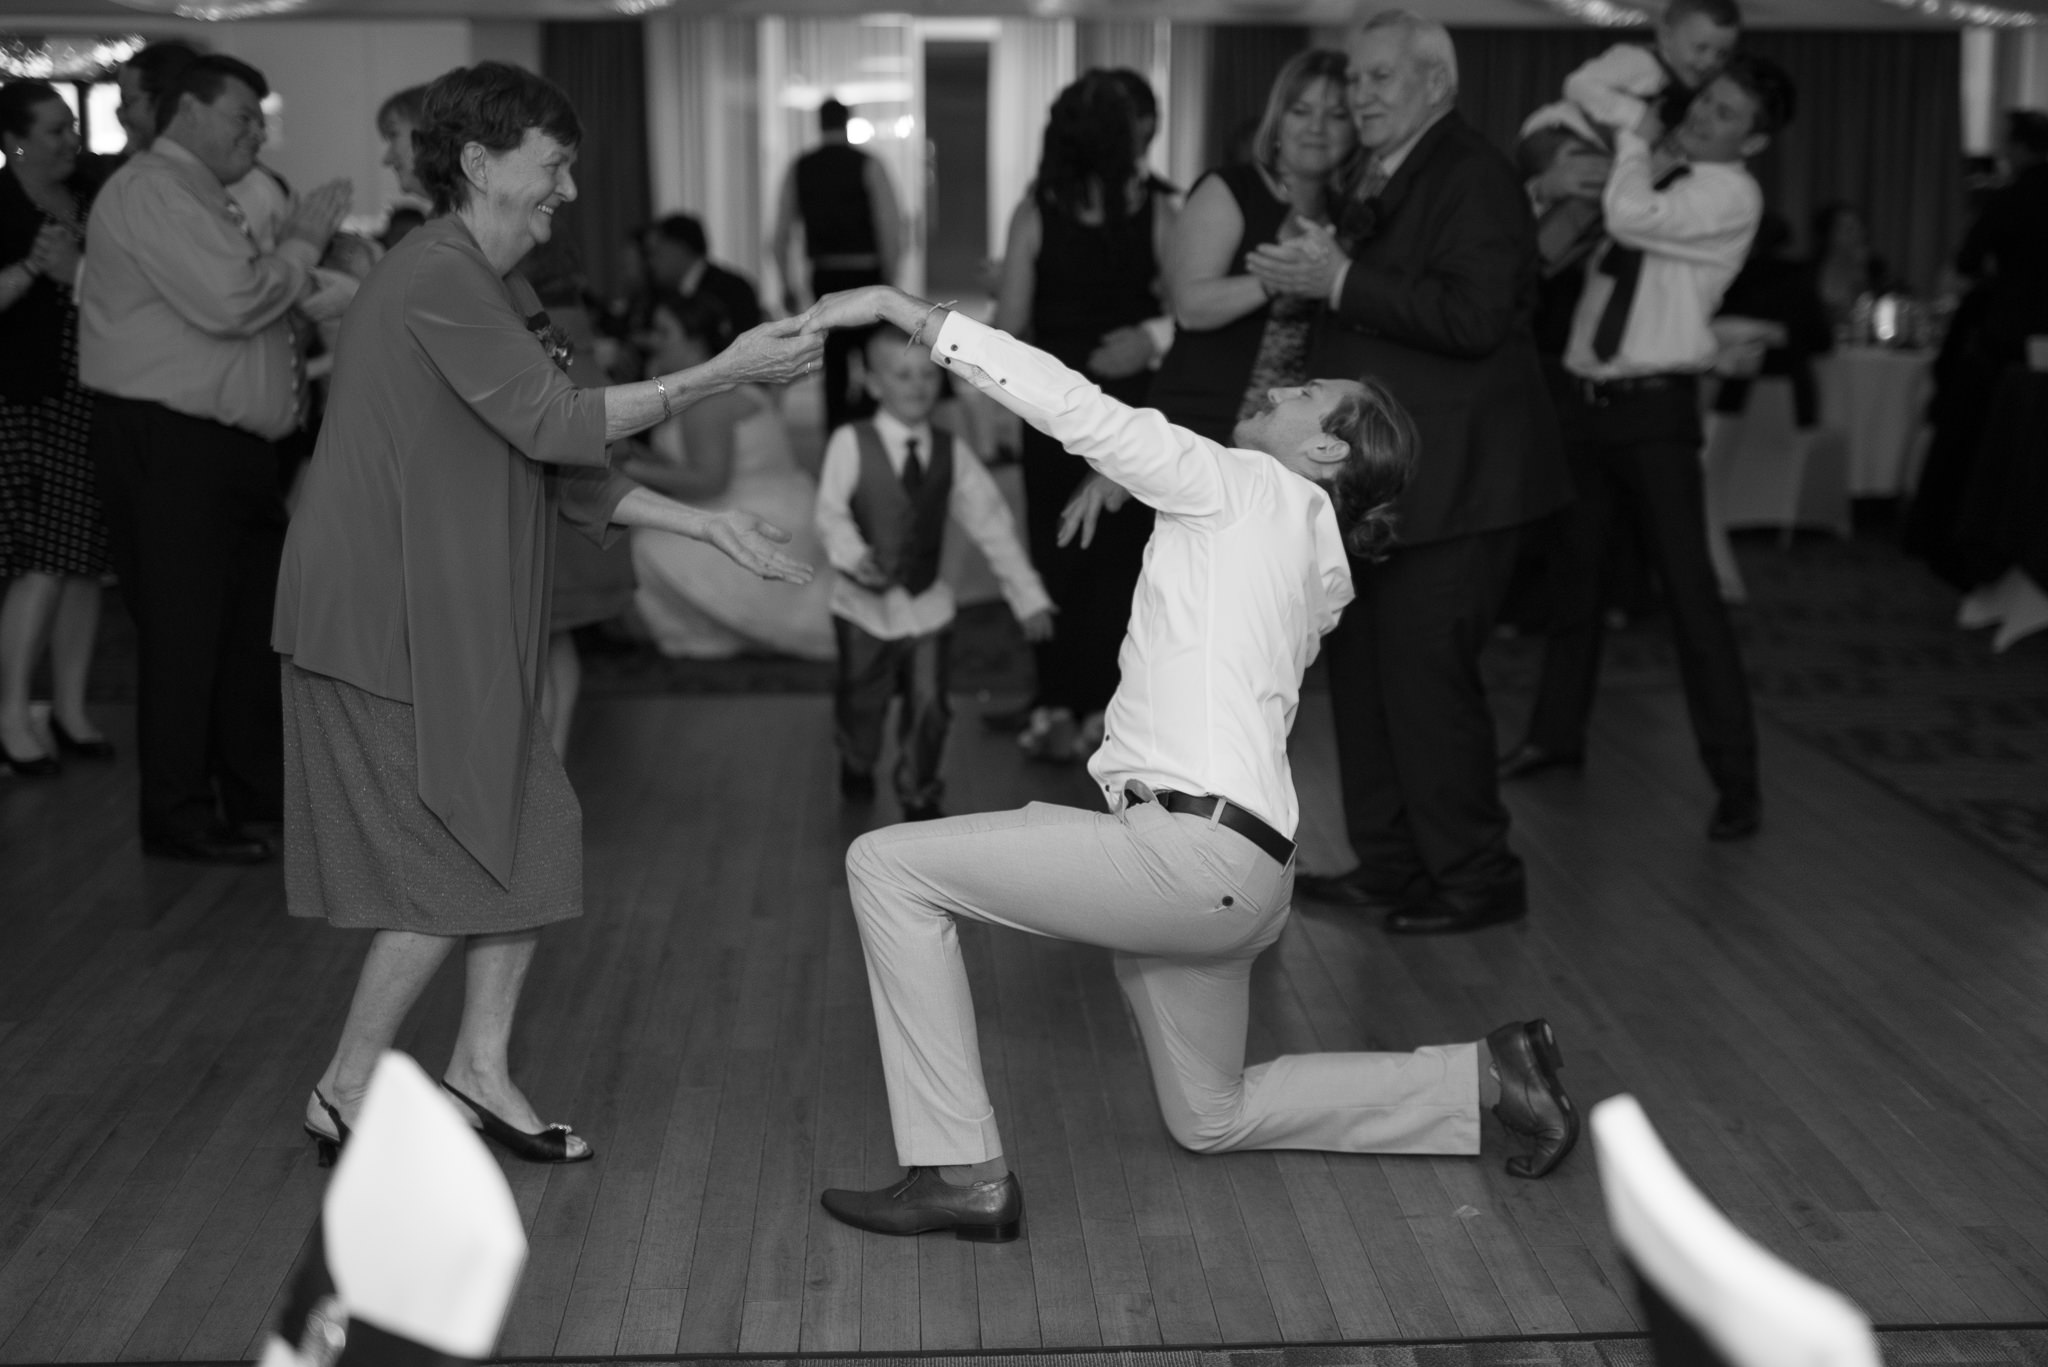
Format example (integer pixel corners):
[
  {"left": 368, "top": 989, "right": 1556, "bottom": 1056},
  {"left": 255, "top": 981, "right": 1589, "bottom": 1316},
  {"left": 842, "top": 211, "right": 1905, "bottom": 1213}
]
[{"left": 821, "top": 1167, "right": 1023, "bottom": 1242}]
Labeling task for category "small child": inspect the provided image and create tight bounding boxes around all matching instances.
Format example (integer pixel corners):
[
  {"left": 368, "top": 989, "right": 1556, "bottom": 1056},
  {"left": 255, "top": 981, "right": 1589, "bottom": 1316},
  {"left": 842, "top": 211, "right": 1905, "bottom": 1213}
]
[
  {"left": 814, "top": 325, "right": 1055, "bottom": 821},
  {"left": 1522, "top": 0, "right": 1742, "bottom": 153}
]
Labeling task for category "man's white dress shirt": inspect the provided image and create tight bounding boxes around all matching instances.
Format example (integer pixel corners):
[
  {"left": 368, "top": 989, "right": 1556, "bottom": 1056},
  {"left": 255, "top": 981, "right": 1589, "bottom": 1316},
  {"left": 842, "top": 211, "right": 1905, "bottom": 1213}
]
[
  {"left": 814, "top": 407, "right": 1050, "bottom": 642},
  {"left": 929, "top": 312, "right": 1355, "bottom": 837},
  {"left": 1564, "top": 129, "right": 1760, "bottom": 381}
]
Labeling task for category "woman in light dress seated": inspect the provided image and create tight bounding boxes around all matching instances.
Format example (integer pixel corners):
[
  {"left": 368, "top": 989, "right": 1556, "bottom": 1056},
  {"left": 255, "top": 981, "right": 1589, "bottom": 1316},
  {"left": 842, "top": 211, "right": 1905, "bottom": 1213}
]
[{"left": 624, "top": 292, "right": 836, "bottom": 660}]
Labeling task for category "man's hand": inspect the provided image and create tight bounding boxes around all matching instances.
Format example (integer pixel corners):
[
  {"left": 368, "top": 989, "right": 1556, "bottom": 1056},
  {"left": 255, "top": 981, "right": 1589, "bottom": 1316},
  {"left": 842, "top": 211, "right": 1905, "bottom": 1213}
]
[
  {"left": 1533, "top": 147, "right": 1612, "bottom": 205},
  {"left": 283, "top": 178, "right": 351, "bottom": 252},
  {"left": 1086, "top": 325, "right": 1157, "bottom": 379},
  {"left": 848, "top": 550, "right": 892, "bottom": 590},
  {"left": 719, "top": 315, "right": 826, "bottom": 388},
  {"left": 1018, "top": 608, "right": 1055, "bottom": 643},
  {"left": 28, "top": 222, "right": 78, "bottom": 282},
  {"left": 1057, "top": 473, "right": 1131, "bottom": 549},
  {"left": 1245, "top": 220, "right": 1348, "bottom": 301},
  {"left": 705, "top": 509, "right": 815, "bottom": 583},
  {"left": 1631, "top": 105, "right": 1666, "bottom": 149}
]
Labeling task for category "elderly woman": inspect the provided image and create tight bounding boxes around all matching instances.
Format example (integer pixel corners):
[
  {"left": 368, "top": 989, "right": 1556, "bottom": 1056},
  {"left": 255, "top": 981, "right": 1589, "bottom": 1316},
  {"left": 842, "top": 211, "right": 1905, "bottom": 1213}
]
[
  {"left": 1147, "top": 49, "right": 1359, "bottom": 445},
  {"left": 275, "top": 63, "right": 821, "bottom": 1165},
  {"left": 0, "top": 81, "right": 109, "bottom": 775}
]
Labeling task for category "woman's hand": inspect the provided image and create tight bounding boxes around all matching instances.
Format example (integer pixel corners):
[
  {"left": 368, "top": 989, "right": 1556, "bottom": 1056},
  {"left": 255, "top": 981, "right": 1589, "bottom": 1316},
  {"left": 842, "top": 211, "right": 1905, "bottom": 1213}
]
[
  {"left": 28, "top": 222, "right": 78, "bottom": 282},
  {"left": 718, "top": 315, "right": 826, "bottom": 388},
  {"left": 802, "top": 285, "right": 907, "bottom": 335},
  {"left": 1057, "top": 473, "right": 1132, "bottom": 550},
  {"left": 705, "top": 509, "right": 816, "bottom": 584}
]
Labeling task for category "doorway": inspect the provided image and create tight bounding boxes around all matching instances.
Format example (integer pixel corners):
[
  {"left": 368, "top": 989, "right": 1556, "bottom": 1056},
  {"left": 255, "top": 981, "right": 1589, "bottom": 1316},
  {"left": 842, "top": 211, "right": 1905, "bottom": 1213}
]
[{"left": 922, "top": 39, "right": 992, "bottom": 302}]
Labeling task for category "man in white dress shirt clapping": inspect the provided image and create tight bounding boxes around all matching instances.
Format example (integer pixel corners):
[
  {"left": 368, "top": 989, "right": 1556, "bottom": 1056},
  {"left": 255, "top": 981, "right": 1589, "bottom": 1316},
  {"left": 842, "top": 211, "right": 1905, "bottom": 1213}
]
[{"left": 797, "top": 285, "right": 1583, "bottom": 1243}]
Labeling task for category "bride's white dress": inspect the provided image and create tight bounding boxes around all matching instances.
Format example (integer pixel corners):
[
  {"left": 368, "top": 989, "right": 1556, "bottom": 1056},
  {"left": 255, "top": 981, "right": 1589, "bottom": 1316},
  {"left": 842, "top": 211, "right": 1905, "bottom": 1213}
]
[{"left": 630, "top": 391, "right": 837, "bottom": 660}]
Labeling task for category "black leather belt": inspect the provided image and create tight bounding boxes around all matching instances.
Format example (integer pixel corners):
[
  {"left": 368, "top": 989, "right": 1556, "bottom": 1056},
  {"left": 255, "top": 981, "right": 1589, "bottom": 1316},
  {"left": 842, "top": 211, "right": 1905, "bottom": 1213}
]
[
  {"left": 1573, "top": 372, "right": 1699, "bottom": 407},
  {"left": 1127, "top": 786, "right": 1294, "bottom": 867}
]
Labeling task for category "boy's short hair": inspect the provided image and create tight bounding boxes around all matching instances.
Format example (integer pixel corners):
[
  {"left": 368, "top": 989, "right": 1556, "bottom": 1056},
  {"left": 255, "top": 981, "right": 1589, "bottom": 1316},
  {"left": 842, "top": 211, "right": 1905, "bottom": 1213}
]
[
  {"left": 862, "top": 322, "right": 915, "bottom": 363},
  {"left": 1663, "top": 0, "right": 1742, "bottom": 28},
  {"left": 1719, "top": 51, "right": 1795, "bottom": 139}
]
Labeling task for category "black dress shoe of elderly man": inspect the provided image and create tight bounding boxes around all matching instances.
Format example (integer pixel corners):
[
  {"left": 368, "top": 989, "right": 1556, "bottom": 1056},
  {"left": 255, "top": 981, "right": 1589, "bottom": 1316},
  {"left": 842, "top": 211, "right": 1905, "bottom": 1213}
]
[
  {"left": 1383, "top": 878, "right": 1527, "bottom": 935},
  {"left": 1292, "top": 870, "right": 1425, "bottom": 915},
  {"left": 143, "top": 825, "right": 274, "bottom": 865},
  {"left": 1486, "top": 1018, "right": 1579, "bottom": 1179},
  {"left": 1497, "top": 742, "right": 1584, "bottom": 780},
  {"left": 821, "top": 1167, "right": 1023, "bottom": 1242}
]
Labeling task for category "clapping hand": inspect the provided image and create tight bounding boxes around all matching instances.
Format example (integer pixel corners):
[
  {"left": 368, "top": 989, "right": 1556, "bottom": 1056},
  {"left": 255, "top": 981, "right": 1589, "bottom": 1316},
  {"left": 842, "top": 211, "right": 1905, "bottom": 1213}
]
[
  {"left": 722, "top": 315, "right": 826, "bottom": 387},
  {"left": 28, "top": 222, "right": 78, "bottom": 282},
  {"left": 1245, "top": 220, "right": 1347, "bottom": 301},
  {"left": 705, "top": 509, "right": 815, "bottom": 584},
  {"left": 284, "top": 178, "right": 352, "bottom": 252},
  {"left": 1057, "top": 472, "right": 1132, "bottom": 549},
  {"left": 1018, "top": 608, "right": 1056, "bottom": 643},
  {"left": 1086, "top": 325, "right": 1156, "bottom": 379}
]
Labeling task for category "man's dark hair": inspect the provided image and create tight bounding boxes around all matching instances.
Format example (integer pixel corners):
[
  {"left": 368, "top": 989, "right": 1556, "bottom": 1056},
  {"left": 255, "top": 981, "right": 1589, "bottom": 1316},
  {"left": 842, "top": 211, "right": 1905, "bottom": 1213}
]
[
  {"left": 125, "top": 40, "right": 201, "bottom": 137},
  {"left": 1719, "top": 51, "right": 1794, "bottom": 139},
  {"left": 1664, "top": 0, "right": 1742, "bottom": 30},
  {"left": 2009, "top": 108, "right": 2048, "bottom": 160},
  {"left": 1318, "top": 377, "right": 1418, "bottom": 562},
  {"left": 169, "top": 53, "right": 269, "bottom": 116},
  {"left": 649, "top": 213, "right": 708, "bottom": 259},
  {"left": 0, "top": 81, "right": 63, "bottom": 141},
  {"left": 413, "top": 61, "right": 582, "bottom": 216},
  {"left": 376, "top": 83, "right": 429, "bottom": 136},
  {"left": 819, "top": 98, "right": 851, "bottom": 133}
]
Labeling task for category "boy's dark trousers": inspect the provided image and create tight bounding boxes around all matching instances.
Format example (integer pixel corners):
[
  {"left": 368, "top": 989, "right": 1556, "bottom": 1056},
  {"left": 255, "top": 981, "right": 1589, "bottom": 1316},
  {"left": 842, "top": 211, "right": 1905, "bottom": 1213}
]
[{"left": 834, "top": 617, "right": 951, "bottom": 809}]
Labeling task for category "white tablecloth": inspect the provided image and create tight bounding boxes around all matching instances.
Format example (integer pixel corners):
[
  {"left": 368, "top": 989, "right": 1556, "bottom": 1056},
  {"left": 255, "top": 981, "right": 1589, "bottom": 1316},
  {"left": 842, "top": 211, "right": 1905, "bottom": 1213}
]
[{"left": 1816, "top": 347, "right": 1934, "bottom": 496}]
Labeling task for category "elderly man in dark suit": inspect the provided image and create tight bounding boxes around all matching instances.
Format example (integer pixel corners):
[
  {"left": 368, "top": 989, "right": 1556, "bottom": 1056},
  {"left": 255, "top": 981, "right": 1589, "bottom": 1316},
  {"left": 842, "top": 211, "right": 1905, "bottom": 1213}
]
[{"left": 1248, "top": 9, "right": 1570, "bottom": 934}]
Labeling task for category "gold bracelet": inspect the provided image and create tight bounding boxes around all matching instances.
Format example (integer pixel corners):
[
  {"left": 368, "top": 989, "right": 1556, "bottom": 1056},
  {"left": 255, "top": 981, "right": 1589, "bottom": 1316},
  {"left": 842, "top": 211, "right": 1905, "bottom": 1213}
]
[
  {"left": 652, "top": 374, "right": 673, "bottom": 418},
  {"left": 904, "top": 299, "right": 957, "bottom": 353}
]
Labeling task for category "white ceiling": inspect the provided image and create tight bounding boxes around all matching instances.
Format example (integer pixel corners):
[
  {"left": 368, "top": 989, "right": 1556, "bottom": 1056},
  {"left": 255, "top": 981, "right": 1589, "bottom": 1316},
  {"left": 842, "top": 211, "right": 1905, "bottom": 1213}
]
[{"left": 0, "top": 0, "right": 2023, "bottom": 29}]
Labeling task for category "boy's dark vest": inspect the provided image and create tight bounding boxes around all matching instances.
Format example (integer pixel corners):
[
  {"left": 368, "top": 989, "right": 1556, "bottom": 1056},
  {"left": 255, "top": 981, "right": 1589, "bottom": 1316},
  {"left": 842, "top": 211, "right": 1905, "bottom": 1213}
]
[{"left": 848, "top": 422, "right": 954, "bottom": 594}]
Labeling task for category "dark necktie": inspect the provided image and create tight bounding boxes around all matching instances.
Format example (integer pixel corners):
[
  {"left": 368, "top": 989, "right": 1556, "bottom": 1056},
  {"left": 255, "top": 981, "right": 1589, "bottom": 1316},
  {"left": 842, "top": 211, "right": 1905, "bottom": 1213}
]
[
  {"left": 900, "top": 436, "right": 924, "bottom": 495},
  {"left": 1590, "top": 162, "right": 1693, "bottom": 362}
]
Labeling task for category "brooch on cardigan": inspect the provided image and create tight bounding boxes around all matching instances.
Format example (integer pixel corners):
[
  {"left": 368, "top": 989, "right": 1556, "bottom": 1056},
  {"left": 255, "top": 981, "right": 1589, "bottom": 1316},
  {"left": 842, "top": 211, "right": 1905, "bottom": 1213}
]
[{"left": 524, "top": 310, "right": 573, "bottom": 374}]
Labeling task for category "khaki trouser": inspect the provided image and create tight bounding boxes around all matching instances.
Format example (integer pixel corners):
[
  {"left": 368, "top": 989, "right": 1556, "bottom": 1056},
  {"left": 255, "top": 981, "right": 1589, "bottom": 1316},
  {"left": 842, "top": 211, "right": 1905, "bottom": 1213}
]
[{"left": 845, "top": 797, "right": 1482, "bottom": 1166}]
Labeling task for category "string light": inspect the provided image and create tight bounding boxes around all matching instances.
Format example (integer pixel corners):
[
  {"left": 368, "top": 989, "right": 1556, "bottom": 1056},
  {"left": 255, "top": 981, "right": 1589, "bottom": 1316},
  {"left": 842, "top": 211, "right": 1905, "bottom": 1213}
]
[
  {"left": 1871, "top": 0, "right": 2038, "bottom": 24},
  {"left": 0, "top": 35, "right": 144, "bottom": 81},
  {"left": 110, "top": 0, "right": 309, "bottom": 18},
  {"left": 1524, "top": 0, "right": 1650, "bottom": 24}
]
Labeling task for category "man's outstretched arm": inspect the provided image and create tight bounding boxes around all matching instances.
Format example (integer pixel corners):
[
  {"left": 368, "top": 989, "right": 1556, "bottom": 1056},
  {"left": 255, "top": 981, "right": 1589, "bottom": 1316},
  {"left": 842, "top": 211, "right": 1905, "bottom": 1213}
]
[{"left": 802, "top": 285, "right": 1226, "bottom": 521}]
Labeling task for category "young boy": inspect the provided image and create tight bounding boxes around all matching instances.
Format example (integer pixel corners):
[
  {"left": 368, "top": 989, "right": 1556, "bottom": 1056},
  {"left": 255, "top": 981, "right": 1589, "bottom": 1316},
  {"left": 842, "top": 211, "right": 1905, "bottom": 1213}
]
[{"left": 814, "top": 326, "right": 1054, "bottom": 821}]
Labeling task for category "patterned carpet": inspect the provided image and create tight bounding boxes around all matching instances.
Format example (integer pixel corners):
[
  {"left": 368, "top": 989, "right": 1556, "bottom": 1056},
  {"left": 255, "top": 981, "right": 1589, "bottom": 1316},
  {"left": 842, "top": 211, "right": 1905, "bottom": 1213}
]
[{"left": 62, "top": 529, "right": 2048, "bottom": 887}]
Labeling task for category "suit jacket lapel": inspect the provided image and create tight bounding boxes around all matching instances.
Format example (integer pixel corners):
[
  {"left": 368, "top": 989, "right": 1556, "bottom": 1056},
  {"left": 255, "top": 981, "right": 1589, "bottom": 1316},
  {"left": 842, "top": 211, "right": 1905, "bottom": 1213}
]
[{"left": 1338, "top": 111, "right": 1463, "bottom": 251}]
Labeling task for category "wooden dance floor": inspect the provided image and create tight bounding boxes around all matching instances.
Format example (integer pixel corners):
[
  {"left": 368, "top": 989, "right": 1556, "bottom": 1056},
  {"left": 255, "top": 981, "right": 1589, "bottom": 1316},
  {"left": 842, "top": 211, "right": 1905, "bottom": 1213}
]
[{"left": 4, "top": 682, "right": 2048, "bottom": 1361}]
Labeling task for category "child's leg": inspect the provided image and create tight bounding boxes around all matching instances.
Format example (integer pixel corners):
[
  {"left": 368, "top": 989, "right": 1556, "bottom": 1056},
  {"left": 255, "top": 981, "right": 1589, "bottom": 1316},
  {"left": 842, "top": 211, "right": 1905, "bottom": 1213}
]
[
  {"left": 894, "top": 627, "right": 953, "bottom": 809},
  {"left": 835, "top": 617, "right": 902, "bottom": 778}
]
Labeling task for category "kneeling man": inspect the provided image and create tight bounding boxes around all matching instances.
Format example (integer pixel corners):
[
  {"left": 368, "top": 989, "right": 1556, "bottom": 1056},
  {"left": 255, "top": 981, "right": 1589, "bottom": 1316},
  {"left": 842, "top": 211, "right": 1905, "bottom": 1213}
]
[{"left": 800, "top": 286, "right": 1579, "bottom": 1243}]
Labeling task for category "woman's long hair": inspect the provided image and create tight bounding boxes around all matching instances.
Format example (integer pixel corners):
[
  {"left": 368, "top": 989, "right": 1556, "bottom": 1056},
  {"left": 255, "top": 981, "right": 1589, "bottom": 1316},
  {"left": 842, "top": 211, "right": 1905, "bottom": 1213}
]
[{"left": 1033, "top": 70, "right": 1139, "bottom": 223}]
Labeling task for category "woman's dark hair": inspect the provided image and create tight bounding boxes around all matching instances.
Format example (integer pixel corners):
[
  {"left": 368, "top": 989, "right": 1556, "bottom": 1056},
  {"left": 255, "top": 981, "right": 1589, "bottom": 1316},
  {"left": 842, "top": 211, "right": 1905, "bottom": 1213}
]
[
  {"left": 124, "top": 40, "right": 201, "bottom": 138},
  {"left": 1317, "top": 376, "right": 1418, "bottom": 561},
  {"left": 1252, "top": 49, "right": 1359, "bottom": 188},
  {"left": 0, "top": 81, "right": 65, "bottom": 142},
  {"left": 647, "top": 287, "right": 733, "bottom": 355},
  {"left": 376, "top": 83, "right": 428, "bottom": 137},
  {"left": 1034, "top": 70, "right": 1138, "bottom": 222},
  {"left": 413, "top": 62, "right": 582, "bottom": 216},
  {"left": 1105, "top": 67, "right": 1157, "bottom": 123},
  {"left": 1809, "top": 200, "right": 1864, "bottom": 259}
]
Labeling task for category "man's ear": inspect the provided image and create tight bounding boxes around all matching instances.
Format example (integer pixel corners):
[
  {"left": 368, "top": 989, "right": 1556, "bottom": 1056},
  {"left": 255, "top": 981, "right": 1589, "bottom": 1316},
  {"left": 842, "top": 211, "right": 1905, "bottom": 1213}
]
[{"left": 1300, "top": 432, "right": 1350, "bottom": 469}]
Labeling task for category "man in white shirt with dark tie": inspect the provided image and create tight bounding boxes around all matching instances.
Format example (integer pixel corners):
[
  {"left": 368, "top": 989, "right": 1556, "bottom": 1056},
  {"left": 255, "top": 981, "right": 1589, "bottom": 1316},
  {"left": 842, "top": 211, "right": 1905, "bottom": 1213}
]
[
  {"left": 796, "top": 285, "right": 1582, "bottom": 1243},
  {"left": 1501, "top": 53, "right": 1796, "bottom": 845}
]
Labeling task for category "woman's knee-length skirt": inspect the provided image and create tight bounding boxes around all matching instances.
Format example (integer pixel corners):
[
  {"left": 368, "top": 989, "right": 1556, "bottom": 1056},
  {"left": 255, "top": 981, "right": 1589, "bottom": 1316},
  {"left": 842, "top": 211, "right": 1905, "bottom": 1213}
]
[{"left": 282, "top": 660, "right": 583, "bottom": 934}]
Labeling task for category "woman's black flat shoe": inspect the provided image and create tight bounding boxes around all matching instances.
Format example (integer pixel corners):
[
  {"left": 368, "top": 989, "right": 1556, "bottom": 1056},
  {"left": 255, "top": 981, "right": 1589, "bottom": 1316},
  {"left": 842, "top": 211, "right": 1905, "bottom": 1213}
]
[
  {"left": 50, "top": 719, "right": 114, "bottom": 760},
  {"left": 1, "top": 743, "right": 59, "bottom": 776},
  {"left": 305, "top": 1087, "right": 351, "bottom": 1168},
  {"left": 441, "top": 1079, "right": 593, "bottom": 1164}
]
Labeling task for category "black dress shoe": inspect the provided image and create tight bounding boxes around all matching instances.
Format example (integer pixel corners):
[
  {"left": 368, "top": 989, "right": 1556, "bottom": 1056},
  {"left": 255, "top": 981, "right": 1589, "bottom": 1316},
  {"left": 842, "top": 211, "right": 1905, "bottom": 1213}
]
[
  {"left": 50, "top": 719, "right": 115, "bottom": 760},
  {"left": 821, "top": 1167, "right": 1023, "bottom": 1241},
  {"left": 441, "top": 1080, "right": 593, "bottom": 1164},
  {"left": 1292, "top": 870, "right": 1422, "bottom": 916},
  {"left": 840, "top": 764, "right": 876, "bottom": 801},
  {"left": 1497, "top": 742, "right": 1584, "bottom": 780},
  {"left": 143, "top": 827, "right": 273, "bottom": 864},
  {"left": 1, "top": 745, "right": 60, "bottom": 777},
  {"left": 1708, "top": 790, "right": 1761, "bottom": 841},
  {"left": 1384, "top": 881, "right": 1527, "bottom": 935},
  {"left": 1485, "top": 1018, "right": 1579, "bottom": 1179}
]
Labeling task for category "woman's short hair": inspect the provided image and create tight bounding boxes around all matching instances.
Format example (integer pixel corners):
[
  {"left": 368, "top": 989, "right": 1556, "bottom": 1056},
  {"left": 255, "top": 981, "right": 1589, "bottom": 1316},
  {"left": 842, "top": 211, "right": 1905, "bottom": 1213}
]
[
  {"left": 1251, "top": 49, "right": 1359, "bottom": 188},
  {"left": 1317, "top": 376, "right": 1418, "bottom": 562},
  {"left": 0, "top": 81, "right": 64, "bottom": 142},
  {"left": 647, "top": 288, "right": 733, "bottom": 355},
  {"left": 412, "top": 62, "right": 582, "bottom": 216},
  {"left": 376, "top": 83, "right": 428, "bottom": 138}
]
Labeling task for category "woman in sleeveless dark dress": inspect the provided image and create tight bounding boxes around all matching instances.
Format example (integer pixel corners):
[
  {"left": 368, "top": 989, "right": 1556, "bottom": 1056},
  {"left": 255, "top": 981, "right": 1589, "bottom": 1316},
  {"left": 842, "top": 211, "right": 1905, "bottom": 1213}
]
[
  {"left": 1149, "top": 50, "right": 1360, "bottom": 448},
  {"left": 0, "top": 81, "right": 111, "bottom": 775},
  {"left": 994, "top": 70, "right": 1175, "bottom": 762}
]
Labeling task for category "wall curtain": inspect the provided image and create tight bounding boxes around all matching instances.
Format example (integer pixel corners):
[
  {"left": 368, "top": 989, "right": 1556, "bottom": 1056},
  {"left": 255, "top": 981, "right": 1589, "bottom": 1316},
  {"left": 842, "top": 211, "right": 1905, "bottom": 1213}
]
[{"left": 539, "top": 20, "right": 648, "bottom": 301}]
